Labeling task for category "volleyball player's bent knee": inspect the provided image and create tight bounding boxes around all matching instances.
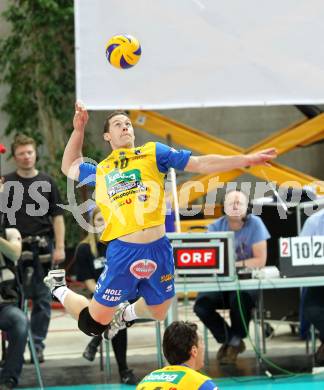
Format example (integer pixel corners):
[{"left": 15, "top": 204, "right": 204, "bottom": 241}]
[{"left": 78, "top": 307, "right": 109, "bottom": 337}]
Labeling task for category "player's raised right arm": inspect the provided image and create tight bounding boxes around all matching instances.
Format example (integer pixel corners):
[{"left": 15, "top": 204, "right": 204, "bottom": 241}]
[{"left": 61, "top": 102, "right": 89, "bottom": 180}]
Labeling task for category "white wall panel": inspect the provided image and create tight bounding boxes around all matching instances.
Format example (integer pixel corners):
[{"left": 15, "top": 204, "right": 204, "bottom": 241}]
[{"left": 75, "top": 0, "right": 324, "bottom": 109}]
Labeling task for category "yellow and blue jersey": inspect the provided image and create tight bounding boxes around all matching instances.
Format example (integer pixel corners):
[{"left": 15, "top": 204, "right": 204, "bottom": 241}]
[
  {"left": 136, "top": 365, "right": 218, "bottom": 390},
  {"left": 79, "top": 142, "right": 191, "bottom": 242}
]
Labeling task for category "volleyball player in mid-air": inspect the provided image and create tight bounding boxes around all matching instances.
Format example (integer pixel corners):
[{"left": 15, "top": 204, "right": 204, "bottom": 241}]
[{"left": 45, "top": 102, "right": 277, "bottom": 340}]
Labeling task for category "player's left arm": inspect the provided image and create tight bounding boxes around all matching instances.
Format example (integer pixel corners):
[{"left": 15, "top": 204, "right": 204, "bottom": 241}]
[
  {"left": 235, "top": 217, "right": 270, "bottom": 268},
  {"left": 184, "top": 148, "right": 277, "bottom": 174},
  {"left": 235, "top": 240, "right": 267, "bottom": 268}
]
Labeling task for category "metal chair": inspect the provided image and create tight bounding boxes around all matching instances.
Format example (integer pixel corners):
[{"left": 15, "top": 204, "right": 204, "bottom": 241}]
[
  {"left": 23, "top": 299, "right": 44, "bottom": 390},
  {"left": 103, "top": 320, "right": 163, "bottom": 381}
]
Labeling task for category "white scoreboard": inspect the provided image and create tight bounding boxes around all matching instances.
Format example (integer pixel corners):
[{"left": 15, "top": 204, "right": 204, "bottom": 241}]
[{"left": 279, "top": 236, "right": 324, "bottom": 277}]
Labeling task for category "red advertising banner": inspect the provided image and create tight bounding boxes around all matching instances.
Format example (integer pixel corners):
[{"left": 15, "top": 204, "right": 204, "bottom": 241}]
[{"left": 175, "top": 248, "right": 218, "bottom": 268}]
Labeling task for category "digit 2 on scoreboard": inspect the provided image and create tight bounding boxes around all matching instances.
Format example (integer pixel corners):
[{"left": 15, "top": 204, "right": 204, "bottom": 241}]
[{"left": 312, "top": 236, "right": 324, "bottom": 265}]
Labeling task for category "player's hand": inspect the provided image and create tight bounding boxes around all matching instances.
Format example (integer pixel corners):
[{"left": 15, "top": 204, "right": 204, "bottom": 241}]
[
  {"left": 73, "top": 101, "right": 89, "bottom": 133},
  {"left": 52, "top": 247, "right": 65, "bottom": 264},
  {"left": 245, "top": 148, "right": 277, "bottom": 167}
]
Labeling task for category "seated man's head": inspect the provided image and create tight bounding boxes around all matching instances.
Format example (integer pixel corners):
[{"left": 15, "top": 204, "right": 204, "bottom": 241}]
[
  {"left": 163, "top": 321, "right": 204, "bottom": 370},
  {"left": 223, "top": 190, "right": 249, "bottom": 221}
]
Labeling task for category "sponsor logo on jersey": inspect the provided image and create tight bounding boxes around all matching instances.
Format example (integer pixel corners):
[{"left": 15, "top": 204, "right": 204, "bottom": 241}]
[
  {"left": 160, "top": 274, "right": 173, "bottom": 283},
  {"left": 112, "top": 188, "right": 140, "bottom": 201},
  {"left": 142, "top": 371, "right": 185, "bottom": 384},
  {"left": 132, "top": 155, "right": 146, "bottom": 160},
  {"left": 106, "top": 169, "right": 141, "bottom": 186},
  {"left": 104, "top": 289, "right": 122, "bottom": 296},
  {"left": 130, "top": 259, "right": 157, "bottom": 279},
  {"left": 102, "top": 295, "right": 122, "bottom": 302},
  {"left": 108, "top": 180, "right": 140, "bottom": 197},
  {"left": 105, "top": 169, "right": 146, "bottom": 200},
  {"left": 102, "top": 289, "right": 123, "bottom": 302}
]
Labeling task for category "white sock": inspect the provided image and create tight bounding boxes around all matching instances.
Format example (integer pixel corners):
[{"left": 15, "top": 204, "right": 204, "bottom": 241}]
[
  {"left": 53, "top": 286, "right": 69, "bottom": 305},
  {"left": 123, "top": 303, "right": 139, "bottom": 321}
]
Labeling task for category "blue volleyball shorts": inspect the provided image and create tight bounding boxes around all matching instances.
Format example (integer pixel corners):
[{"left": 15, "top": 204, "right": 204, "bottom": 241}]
[{"left": 93, "top": 236, "right": 175, "bottom": 307}]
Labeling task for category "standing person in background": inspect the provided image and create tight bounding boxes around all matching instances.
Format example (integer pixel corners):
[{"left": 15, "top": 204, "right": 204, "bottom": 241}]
[
  {"left": 136, "top": 321, "right": 218, "bottom": 390},
  {"left": 3, "top": 134, "right": 65, "bottom": 363},
  {"left": 194, "top": 190, "right": 270, "bottom": 364},
  {"left": 75, "top": 207, "right": 139, "bottom": 385}
]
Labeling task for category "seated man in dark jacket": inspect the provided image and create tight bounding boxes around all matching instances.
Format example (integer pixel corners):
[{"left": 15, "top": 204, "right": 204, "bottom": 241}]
[{"left": 0, "top": 215, "right": 28, "bottom": 389}]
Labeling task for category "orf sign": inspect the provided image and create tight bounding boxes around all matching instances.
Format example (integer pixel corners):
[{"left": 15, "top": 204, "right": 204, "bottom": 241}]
[
  {"left": 168, "top": 233, "right": 230, "bottom": 280},
  {"left": 176, "top": 248, "right": 217, "bottom": 268}
]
